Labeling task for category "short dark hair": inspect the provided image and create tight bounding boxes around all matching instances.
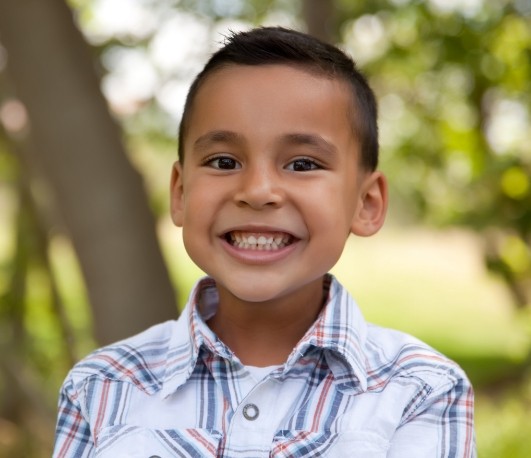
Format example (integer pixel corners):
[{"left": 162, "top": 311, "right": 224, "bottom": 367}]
[{"left": 178, "top": 26, "right": 379, "bottom": 170}]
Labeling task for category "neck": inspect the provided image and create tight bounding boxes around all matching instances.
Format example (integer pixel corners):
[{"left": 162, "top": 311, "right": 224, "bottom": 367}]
[{"left": 207, "top": 277, "right": 326, "bottom": 366}]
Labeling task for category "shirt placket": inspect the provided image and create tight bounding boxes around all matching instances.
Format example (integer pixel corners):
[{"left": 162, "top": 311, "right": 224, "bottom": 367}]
[{"left": 221, "top": 373, "right": 282, "bottom": 458}]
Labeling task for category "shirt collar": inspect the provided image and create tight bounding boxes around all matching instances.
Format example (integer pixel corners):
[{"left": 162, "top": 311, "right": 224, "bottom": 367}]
[
  {"left": 284, "top": 275, "right": 368, "bottom": 392},
  {"left": 160, "top": 275, "right": 368, "bottom": 398},
  {"left": 160, "top": 278, "right": 232, "bottom": 398}
]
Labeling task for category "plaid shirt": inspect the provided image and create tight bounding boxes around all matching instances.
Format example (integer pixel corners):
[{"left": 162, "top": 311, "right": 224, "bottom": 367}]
[{"left": 53, "top": 275, "right": 476, "bottom": 457}]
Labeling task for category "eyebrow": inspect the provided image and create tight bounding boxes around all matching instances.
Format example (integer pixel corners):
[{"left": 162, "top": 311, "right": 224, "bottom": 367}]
[
  {"left": 281, "top": 133, "right": 337, "bottom": 156},
  {"left": 192, "top": 130, "right": 337, "bottom": 155},
  {"left": 193, "top": 130, "right": 244, "bottom": 151}
]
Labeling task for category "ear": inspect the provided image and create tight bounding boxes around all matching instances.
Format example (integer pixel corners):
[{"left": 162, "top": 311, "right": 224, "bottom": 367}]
[
  {"left": 350, "top": 171, "right": 388, "bottom": 237},
  {"left": 170, "top": 161, "right": 185, "bottom": 227}
]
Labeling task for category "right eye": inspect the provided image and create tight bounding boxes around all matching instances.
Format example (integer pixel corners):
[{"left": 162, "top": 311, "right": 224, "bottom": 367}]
[{"left": 204, "top": 156, "right": 241, "bottom": 170}]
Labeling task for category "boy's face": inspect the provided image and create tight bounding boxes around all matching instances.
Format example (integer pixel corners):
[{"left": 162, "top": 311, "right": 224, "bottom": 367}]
[{"left": 171, "top": 64, "right": 387, "bottom": 304}]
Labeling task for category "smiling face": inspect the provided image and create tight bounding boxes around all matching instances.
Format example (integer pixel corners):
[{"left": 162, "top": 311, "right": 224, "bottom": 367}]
[{"left": 171, "top": 64, "right": 387, "bottom": 306}]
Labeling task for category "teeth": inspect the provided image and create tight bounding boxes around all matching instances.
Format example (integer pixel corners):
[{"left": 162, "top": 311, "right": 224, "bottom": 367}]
[{"left": 228, "top": 231, "right": 292, "bottom": 251}]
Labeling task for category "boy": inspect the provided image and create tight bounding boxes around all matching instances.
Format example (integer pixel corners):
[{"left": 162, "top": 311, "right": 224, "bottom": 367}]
[{"left": 53, "top": 27, "right": 476, "bottom": 457}]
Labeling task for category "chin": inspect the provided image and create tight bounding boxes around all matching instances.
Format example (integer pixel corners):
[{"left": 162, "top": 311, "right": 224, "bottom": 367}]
[{"left": 218, "top": 278, "right": 289, "bottom": 304}]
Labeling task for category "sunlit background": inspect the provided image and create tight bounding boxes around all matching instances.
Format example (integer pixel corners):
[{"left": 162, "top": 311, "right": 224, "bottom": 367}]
[{"left": 0, "top": 0, "right": 530, "bottom": 456}]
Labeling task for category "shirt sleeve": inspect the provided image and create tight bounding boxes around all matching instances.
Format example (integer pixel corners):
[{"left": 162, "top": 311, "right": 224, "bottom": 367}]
[
  {"left": 53, "top": 377, "right": 95, "bottom": 458},
  {"left": 388, "top": 374, "right": 476, "bottom": 458}
]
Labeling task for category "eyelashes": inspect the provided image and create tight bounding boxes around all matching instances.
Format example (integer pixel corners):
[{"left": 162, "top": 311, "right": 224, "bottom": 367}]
[
  {"left": 202, "top": 155, "right": 324, "bottom": 172},
  {"left": 203, "top": 155, "right": 241, "bottom": 170},
  {"left": 285, "top": 158, "right": 321, "bottom": 171}
]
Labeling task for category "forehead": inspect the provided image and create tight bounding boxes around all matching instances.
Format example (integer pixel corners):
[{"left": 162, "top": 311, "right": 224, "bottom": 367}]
[
  {"left": 185, "top": 64, "right": 357, "bottom": 152},
  {"left": 195, "top": 63, "right": 352, "bottom": 108}
]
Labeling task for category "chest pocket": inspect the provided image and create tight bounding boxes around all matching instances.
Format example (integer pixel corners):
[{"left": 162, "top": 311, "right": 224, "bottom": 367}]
[
  {"left": 95, "top": 425, "right": 222, "bottom": 458},
  {"left": 271, "top": 430, "right": 390, "bottom": 458}
]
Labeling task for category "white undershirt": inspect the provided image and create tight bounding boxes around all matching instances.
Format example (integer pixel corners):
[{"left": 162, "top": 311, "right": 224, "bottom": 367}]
[{"left": 245, "top": 365, "right": 281, "bottom": 383}]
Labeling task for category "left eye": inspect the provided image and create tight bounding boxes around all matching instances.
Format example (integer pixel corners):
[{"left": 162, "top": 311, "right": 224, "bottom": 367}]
[
  {"left": 206, "top": 156, "right": 241, "bottom": 170},
  {"left": 286, "top": 158, "right": 320, "bottom": 172}
]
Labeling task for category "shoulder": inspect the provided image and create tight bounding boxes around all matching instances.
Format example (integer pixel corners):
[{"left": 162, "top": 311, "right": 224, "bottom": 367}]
[
  {"left": 64, "top": 320, "right": 180, "bottom": 397},
  {"left": 364, "top": 323, "right": 470, "bottom": 394}
]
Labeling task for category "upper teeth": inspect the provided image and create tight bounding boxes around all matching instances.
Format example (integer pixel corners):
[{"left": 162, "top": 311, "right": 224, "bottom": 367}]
[{"left": 229, "top": 231, "right": 291, "bottom": 250}]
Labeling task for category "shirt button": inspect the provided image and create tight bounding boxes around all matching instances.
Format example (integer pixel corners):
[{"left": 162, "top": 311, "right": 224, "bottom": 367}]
[{"left": 242, "top": 403, "right": 260, "bottom": 421}]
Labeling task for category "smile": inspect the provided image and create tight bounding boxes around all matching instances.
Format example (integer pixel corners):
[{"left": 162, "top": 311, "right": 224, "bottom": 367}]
[{"left": 225, "top": 231, "right": 294, "bottom": 251}]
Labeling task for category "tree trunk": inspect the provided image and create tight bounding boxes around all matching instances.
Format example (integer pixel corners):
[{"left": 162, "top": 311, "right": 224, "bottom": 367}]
[
  {"left": 302, "top": 0, "right": 337, "bottom": 43},
  {"left": 0, "top": 0, "right": 178, "bottom": 345}
]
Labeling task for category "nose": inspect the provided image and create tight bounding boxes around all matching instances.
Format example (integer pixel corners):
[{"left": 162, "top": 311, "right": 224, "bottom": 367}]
[{"left": 233, "top": 165, "right": 284, "bottom": 209}]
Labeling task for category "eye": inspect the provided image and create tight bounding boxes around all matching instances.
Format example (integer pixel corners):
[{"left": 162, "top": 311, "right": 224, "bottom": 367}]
[
  {"left": 204, "top": 155, "right": 241, "bottom": 170},
  {"left": 286, "top": 158, "right": 321, "bottom": 172}
]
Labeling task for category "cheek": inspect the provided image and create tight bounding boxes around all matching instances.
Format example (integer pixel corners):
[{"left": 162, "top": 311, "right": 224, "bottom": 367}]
[
  {"left": 181, "top": 180, "right": 215, "bottom": 213},
  {"left": 180, "top": 182, "right": 224, "bottom": 238},
  {"left": 180, "top": 226, "right": 208, "bottom": 272},
  {"left": 304, "top": 182, "right": 358, "bottom": 231}
]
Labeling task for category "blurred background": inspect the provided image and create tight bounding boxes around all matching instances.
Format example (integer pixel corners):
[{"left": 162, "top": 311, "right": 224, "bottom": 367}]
[{"left": 0, "top": 0, "right": 530, "bottom": 456}]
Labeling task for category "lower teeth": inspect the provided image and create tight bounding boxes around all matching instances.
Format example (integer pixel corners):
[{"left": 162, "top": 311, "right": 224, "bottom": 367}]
[{"left": 235, "top": 241, "right": 284, "bottom": 250}]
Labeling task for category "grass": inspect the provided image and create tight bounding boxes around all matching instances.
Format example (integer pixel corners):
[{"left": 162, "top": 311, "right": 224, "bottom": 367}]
[{"left": 332, "top": 228, "right": 529, "bottom": 372}]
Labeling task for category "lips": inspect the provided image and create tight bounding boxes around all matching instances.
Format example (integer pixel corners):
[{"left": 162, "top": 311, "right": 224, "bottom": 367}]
[{"left": 224, "top": 231, "right": 294, "bottom": 251}]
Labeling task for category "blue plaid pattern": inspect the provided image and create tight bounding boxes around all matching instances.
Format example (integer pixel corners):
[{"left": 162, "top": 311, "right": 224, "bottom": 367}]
[{"left": 53, "top": 275, "right": 476, "bottom": 457}]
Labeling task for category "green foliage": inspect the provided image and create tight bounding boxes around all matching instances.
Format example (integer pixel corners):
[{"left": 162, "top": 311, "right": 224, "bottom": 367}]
[
  {"left": 335, "top": 0, "right": 531, "bottom": 306},
  {"left": 476, "top": 378, "right": 531, "bottom": 458},
  {"left": 0, "top": 144, "right": 94, "bottom": 457}
]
